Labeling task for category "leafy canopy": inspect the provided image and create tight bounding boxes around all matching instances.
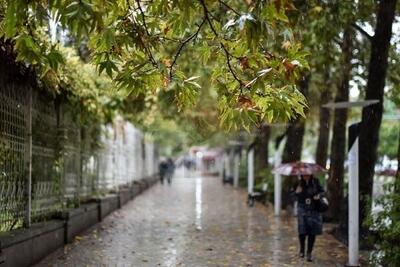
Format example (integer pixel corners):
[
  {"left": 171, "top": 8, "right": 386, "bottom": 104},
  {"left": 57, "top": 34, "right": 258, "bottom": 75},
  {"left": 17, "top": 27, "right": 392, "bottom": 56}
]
[{"left": 0, "top": 0, "right": 309, "bottom": 130}]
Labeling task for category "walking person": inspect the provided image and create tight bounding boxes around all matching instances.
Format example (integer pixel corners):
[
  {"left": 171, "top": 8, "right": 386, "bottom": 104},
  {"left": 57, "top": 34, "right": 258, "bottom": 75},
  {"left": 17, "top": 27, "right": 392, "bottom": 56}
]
[
  {"left": 291, "top": 175, "right": 324, "bottom": 262},
  {"left": 159, "top": 159, "right": 168, "bottom": 184},
  {"left": 166, "top": 158, "right": 175, "bottom": 184}
]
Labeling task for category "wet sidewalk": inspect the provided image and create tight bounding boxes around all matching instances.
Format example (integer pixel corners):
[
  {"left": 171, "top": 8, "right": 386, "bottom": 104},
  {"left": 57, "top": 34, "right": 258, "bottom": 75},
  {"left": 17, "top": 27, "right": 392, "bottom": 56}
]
[{"left": 35, "top": 170, "right": 348, "bottom": 267}]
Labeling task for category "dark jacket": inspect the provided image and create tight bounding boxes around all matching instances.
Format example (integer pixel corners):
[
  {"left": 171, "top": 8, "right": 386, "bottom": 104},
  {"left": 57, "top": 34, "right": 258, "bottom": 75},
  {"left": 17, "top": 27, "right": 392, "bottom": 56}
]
[
  {"left": 291, "top": 177, "right": 324, "bottom": 235},
  {"left": 292, "top": 177, "right": 324, "bottom": 207}
]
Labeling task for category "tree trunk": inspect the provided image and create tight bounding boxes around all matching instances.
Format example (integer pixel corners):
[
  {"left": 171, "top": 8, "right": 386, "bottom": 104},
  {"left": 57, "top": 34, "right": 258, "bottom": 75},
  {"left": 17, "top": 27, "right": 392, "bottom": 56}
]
[
  {"left": 255, "top": 124, "right": 270, "bottom": 171},
  {"left": 282, "top": 120, "right": 306, "bottom": 164},
  {"left": 315, "top": 74, "right": 332, "bottom": 168},
  {"left": 281, "top": 74, "right": 310, "bottom": 208},
  {"left": 326, "top": 28, "right": 353, "bottom": 222},
  {"left": 358, "top": 0, "right": 397, "bottom": 236}
]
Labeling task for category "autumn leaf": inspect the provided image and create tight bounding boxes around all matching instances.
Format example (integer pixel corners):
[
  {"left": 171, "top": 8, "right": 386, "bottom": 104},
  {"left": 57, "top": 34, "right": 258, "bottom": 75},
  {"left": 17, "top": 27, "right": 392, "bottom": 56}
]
[
  {"left": 282, "top": 58, "right": 295, "bottom": 72},
  {"left": 239, "top": 57, "right": 250, "bottom": 69},
  {"left": 237, "top": 95, "right": 256, "bottom": 109}
]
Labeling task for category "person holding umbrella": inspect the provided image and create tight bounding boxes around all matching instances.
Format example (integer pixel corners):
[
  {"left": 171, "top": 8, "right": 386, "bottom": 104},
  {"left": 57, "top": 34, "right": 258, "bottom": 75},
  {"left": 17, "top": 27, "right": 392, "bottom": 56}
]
[
  {"left": 292, "top": 174, "right": 324, "bottom": 262},
  {"left": 273, "top": 162, "right": 327, "bottom": 262}
]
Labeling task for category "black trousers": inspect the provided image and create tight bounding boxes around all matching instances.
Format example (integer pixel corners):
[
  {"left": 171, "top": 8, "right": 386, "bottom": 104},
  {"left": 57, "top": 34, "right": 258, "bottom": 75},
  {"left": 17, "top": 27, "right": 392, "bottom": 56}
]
[{"left": 299, "top": 234, "right": 316, "bottom": 254}]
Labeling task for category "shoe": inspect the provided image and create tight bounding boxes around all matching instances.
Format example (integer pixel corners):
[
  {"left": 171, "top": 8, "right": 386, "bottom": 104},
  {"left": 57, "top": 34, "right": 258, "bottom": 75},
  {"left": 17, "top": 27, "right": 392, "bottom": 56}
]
[
  {"left": 299, "top": 252, "right": 305, "bottom": 258},
  {"left": 306, "top": 253, "right": 313, "bottom": 262}
]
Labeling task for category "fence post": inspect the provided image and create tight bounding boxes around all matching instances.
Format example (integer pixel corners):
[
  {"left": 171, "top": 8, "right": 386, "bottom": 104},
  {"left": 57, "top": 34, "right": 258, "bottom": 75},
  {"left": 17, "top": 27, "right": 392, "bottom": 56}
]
[
  {"left": 78, "top": 126, "right": 83, "bottom": 205},
  {"left": 24, "top": 87, "right": 32, "bottom": 227},
  {"left": 56, "top": 100, "right": 66, "bottom": 208}
]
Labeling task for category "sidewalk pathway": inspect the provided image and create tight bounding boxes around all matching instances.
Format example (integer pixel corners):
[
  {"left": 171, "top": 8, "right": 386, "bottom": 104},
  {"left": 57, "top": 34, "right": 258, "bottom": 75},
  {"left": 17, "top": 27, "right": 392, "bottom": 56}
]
[{"left": 35, "top": 170, "right": 348, "bottom": 267}]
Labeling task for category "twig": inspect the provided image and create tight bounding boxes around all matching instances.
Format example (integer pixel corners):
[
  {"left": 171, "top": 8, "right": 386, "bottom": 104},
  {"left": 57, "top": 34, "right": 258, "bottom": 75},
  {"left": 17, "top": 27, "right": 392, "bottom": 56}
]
[
  {"left": 199, "top": 0, "right": 244, "bottom": 89},
  {"left": 218, "top": 0, "right": 241, "bottom": 16},
  {"left": 169, "top": 18, "right": 206, "bottom": 80},
  {"left": 135, "top": 0, "right": 150, "bottom": 36},
  {"left": 134, "top": 0, "right": 158, "bottom": 67},
  {"left": 352, "top": 23, "right": 373, "bottom": 42},
  {"left": 221, "top": 44, "right": 244, "bottom": 90}
]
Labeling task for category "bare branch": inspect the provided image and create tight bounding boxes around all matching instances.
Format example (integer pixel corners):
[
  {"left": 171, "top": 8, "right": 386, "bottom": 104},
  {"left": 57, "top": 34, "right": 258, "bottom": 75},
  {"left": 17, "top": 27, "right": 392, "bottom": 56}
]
[
  {"left": 352, "top": 23, "right": 373, "bottom": 42},
  {"left": 169, "top": 18, "right": 206, "bottom": 80}
]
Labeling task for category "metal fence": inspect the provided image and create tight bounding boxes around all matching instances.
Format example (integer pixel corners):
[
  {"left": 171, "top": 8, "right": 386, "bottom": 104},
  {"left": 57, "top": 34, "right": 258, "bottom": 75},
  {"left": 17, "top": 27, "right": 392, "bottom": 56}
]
[{"left": 0, "top": 86, "right": 158, "bottom": 232}]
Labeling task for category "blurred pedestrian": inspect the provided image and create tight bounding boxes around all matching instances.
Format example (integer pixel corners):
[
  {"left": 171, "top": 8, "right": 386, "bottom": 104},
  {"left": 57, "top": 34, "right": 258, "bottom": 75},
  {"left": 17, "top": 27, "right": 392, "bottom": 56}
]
[
  {"left": 166, "top": 158, "right": 175, "bottom": 184},
  {"left": 159, "top": 159, "right": 168, "bottom": 184},
  {"left": 291, "top": 175, "right": 324, "bottom": 262}
]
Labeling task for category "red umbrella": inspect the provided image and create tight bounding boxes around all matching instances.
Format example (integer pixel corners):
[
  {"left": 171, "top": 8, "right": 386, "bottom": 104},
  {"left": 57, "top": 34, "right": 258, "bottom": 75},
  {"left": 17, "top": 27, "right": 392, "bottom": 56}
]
[{"left": 273, "top": 161, "right": 327, "bottom": 176}]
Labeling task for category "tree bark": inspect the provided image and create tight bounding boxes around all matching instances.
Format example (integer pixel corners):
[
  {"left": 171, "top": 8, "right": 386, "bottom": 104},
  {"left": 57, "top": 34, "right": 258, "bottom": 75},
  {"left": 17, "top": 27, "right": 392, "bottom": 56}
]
[
  {"left": 315, "top": 72, "right": 332, "bottom": 168},
  {"left": 281, "top": 74, "right": 310, "bottom": 208},
  {"left": 326, "top": 28, "right": 353, "bottom": 222},
  {"left": 358, "top": 0, "right": 397, "bottom": 236},
  {"left": 255, "top": 124, "right": 270, "bottom": 171}
]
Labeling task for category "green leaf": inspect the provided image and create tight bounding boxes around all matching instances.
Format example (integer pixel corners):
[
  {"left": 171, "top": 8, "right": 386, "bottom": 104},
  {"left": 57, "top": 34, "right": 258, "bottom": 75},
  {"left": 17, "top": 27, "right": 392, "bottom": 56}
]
[{"left": 4, "top": 1, "right": 18, "bottom": 37}]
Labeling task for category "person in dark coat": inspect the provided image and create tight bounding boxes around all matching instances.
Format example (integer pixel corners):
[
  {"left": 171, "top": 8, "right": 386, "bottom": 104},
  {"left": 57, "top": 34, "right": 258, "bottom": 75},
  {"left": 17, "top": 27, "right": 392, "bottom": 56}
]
[
  {"left": 159, "top": 159, "right": 169, "bottom": 184},
  {"left": 166, "top": 158, "right": 175, "bottom": 184},
  {"left": 291, "top": 175, "right": 324, "bottom": 262}
]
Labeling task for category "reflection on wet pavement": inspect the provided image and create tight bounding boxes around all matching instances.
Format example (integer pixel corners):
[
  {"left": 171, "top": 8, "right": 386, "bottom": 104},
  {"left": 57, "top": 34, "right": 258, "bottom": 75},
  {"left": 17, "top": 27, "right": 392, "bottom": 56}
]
[
  {"left": 195, "top": 177, "right": 202, "bottom": 231},
  {"left": 35, "top": 171, "right": 348, "bottom": 267}
]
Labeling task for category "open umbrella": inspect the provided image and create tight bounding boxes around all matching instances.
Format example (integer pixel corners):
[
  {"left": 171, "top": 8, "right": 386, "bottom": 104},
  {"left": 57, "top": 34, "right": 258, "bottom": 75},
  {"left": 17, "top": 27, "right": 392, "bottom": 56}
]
[{"left": 272, "top": 161, "right": 327, "bottom": 176}]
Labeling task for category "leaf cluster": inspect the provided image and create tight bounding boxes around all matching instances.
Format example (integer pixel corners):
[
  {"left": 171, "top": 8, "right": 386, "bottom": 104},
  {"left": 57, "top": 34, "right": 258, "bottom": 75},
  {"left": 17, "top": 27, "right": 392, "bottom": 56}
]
[{"left": 0, "top": 0, "right": 312, "bottom": 131}]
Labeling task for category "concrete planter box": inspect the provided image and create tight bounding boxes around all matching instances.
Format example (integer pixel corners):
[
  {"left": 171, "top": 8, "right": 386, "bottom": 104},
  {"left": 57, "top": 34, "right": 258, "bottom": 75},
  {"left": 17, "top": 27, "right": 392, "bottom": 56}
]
[
  {"left": 0, "top": 177, "right": 159, "bottom": 267},
  {"left": 138, "top": 176, "right": 158, "bottom": 192},
  {"left": 63, "top": 203, "right": 99, "bottom": 243},
  {"left": 144, "top": 177, "right": 153, "bottom": 186},
  {"left": 119, "top": 188, "right": 131, "bottom": 207},
  {"left": 98, "top": 194, "right": 119, "bottom": 220},
  {"left": 131, "top": 183, "right": 141, "bottom": 199},
  {"left": 137, "top": 180, "right": 148, "bottom": 192},
  {"left": 150, "top": 176, "right": 158, "bottom": 185},
  {"left": 0, "top": 220, "right": 64, "bottom": 267},
  {"left": 147, "top": 177, "right": 156, "bottom": 187}
]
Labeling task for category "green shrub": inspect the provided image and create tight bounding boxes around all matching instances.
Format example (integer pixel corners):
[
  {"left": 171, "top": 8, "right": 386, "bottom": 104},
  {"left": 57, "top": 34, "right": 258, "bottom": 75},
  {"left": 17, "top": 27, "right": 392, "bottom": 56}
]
[{"left": 365, "top": 179, "right": 400, "bottom": 267}]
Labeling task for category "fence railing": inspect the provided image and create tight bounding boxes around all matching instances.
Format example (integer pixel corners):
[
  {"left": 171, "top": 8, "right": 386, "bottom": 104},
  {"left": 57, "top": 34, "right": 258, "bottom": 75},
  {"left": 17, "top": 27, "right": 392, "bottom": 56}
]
[{"left": 0, "top": 86, "right": 158, "bottom": 232}]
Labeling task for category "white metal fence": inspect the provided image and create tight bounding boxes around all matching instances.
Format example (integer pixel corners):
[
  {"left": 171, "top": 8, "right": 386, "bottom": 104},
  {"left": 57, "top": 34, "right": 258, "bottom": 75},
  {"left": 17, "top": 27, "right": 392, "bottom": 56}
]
[{"left": 0, "top": 86, "right": 158, "bottom": 232}]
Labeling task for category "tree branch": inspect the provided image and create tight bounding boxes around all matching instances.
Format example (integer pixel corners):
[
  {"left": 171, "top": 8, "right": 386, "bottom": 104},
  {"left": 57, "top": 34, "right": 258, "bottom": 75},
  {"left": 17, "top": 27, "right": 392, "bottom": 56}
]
[
  {"left": 134, "top": 0, "right": 158, "bottom": 68},
  {"left": 218, "top": 0, "right": 241, "bottom": 16},
  {"left": 199, "top": 0, "right": 244, "bottom": 89},
  {"left": 352, "top": 23, "right": 373, "bottom": 42},
  {"left": 169, "top": 18, "right": 206, "bottom": 81},
  {"left": 221, "top": 44, "right": 244, "bottom": 90},
  {"left": 135, "top": 0, "right": 150, "bottom": 36}
]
